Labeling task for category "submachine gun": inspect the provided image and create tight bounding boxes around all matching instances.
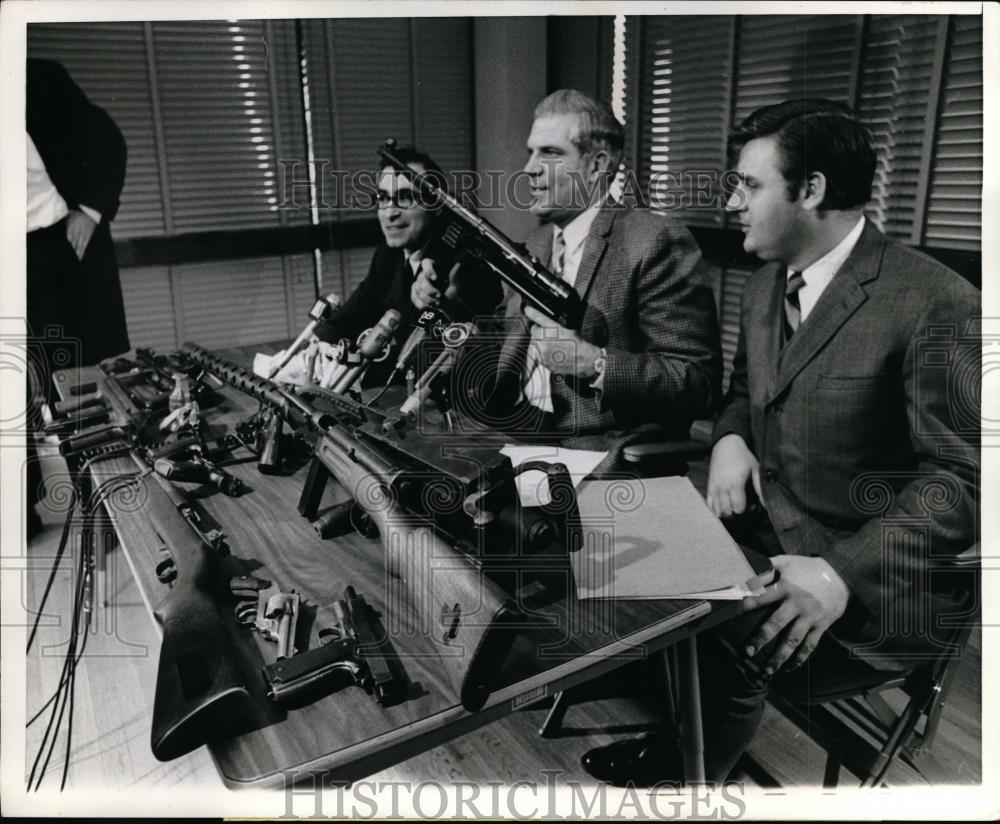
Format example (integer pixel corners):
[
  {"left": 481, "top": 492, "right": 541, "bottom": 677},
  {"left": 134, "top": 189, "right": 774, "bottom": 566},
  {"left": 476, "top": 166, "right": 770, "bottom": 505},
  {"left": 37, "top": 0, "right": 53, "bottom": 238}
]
[{"left": 378, "top": 138, "right": 587, "bottom": 331}]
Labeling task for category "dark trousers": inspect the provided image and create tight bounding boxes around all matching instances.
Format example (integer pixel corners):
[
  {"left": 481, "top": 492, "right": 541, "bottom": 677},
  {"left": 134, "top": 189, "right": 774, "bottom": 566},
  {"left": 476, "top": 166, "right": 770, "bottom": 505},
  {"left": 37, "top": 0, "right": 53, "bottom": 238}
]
[
  {"left": 27, "top": 218, "right": 129, "bottom": 371},
  {"left": 696, "top": 508, "right": 873, "bottom": 782},
  {"left": 25, "top": 219, "right": 129, "bottom": 517}
]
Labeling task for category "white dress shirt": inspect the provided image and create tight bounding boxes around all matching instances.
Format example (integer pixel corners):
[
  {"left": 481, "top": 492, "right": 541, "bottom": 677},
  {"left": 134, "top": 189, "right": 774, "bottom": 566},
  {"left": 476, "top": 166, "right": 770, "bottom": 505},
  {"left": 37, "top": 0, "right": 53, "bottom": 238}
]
[
  {"left": 795, "top": 215, "right": 866, "bottom": 324},
  {"left": 523, "top": 205, "right": 601, "bottom": 412},
  {"left": 26, "top": 131, "right": 103, "bottom": 232},
  {"left": 27, "top": 132, "right": 69, "bottom": 232}
]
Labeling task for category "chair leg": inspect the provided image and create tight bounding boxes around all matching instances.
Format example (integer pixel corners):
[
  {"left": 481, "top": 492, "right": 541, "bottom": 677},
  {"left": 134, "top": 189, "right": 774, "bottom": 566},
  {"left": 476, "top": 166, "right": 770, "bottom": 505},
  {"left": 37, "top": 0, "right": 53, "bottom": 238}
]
[
  {"left": 538, "top": 690, "right": 571, "bottom": 737},
  {"left": 676, "top": 637, "right": 706, "bottom": 784},
  {"left": 861, "top": 695, "right": 926, "bottom": 787},
  {"left": 822, "top": 743, "right": 842, "bottom": 787}
]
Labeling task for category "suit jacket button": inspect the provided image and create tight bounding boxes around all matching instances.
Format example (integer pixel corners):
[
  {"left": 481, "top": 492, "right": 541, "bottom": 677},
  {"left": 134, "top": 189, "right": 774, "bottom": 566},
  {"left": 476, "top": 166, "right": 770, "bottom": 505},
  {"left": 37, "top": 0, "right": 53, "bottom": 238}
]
[
  {"left": 764, "top": 469, "right": 778, "bottom": 483},
  {"left": 554, "top": 375, "right": 563, "bottom": 383}
]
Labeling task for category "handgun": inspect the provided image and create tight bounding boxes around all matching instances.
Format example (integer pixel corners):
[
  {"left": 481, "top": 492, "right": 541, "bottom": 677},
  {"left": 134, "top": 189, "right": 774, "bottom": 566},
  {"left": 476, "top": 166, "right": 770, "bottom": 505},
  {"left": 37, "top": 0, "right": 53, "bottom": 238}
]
[{"left": 261, "top": 587, "right": 402, "bottom": 707}]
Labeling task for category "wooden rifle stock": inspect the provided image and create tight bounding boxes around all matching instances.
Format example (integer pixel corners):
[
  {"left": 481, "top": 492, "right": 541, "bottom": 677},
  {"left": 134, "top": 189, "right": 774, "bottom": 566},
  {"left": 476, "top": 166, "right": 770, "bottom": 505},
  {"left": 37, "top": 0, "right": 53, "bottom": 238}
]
[
  {"left": 133, "top": 459, "right": 252, "bottom": 761},
  {"left": 73, "top": 363, "right": 252, "bottom": 760}
]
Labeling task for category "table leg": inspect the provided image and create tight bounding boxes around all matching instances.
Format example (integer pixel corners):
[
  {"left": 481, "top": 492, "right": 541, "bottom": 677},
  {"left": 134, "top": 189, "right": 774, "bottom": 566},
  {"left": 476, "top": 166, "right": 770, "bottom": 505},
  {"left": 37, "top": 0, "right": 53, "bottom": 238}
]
[{"left": 677, "top": 637, "right": 706, "bottom": 783}]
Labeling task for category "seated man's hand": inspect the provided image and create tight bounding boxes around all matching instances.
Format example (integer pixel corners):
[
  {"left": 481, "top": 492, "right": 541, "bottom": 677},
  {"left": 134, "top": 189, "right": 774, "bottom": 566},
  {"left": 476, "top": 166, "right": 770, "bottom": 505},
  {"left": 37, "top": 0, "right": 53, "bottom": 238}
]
[
  {"left": 66, "top": 210, "right": 98, "bottom": 261},
  {"left": 706, "top": 433, "right": 762, "bottom": 518},
  {"left": 739, "top": 555, "right": 850, "bottom": 675},
  {"left": 410, "top": 258, "right": 462, "bottom": 311},
  {"left": 523, "top": 305, "right": 601, "bottom": 377},
  {"left": 269, "top": 340, "right": 342, "bottom": 388}
]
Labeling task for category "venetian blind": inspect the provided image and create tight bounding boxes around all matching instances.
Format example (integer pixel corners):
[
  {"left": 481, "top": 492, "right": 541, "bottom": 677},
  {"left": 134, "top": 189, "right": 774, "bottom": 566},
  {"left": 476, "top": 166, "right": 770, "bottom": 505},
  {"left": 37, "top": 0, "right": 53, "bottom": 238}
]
[
  {"left": 151, "top": 20, "right": 289, "bottom": 233},
  {"left": 634, "top": 16, "right": 735, "bottom": 227},
  {"left": 624, "top": 13, "right": 982, "bottom": 253},
  {"left": 732, "top": 15, "right": 860, "bottom": 122},
  {"left": 298, "top": 18, "right": 475, "bottom": 216},
  {"left": 26, "top": 23, "right": 167, "bottom": 239},
  {"left": 857, "top": 15, "right": 942, "bottom": 243},
  {"left": 924, "top": 15, "right": 983, "bottom": 251}
]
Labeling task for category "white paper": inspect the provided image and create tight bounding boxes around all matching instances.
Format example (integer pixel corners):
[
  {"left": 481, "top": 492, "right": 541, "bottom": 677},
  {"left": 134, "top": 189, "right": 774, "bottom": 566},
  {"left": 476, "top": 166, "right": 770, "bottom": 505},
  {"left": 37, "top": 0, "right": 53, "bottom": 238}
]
[
  {"left": 500, "top": 444, "right": 607, "bottom": 507},
  {"left": 570, "top": 477, "right": 765, "bottom": 600}
]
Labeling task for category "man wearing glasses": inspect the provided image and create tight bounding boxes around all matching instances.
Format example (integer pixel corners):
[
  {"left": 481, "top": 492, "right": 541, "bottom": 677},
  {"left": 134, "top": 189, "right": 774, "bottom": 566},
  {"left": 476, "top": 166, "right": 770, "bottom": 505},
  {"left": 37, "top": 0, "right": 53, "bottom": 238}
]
[{"left": 312, "top": 147, "right": 502, "bottom": 389}]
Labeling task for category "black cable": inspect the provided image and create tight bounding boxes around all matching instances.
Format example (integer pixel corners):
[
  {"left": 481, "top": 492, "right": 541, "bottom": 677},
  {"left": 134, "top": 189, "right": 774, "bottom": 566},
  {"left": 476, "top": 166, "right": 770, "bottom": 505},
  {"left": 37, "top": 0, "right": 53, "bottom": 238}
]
[
  {"left": 29, "top": 537, "right": 85, "bottom": 791},
  {"left": 27, "top": 472, "right": 135, "bottom": 723},
  {"left": 26, "top": 490, "right": 79, "bottom": 654},
  {"left": 30, "top": 491, "right": 96, "bottom": 792},
  {"left": 27, "top": 471, "right": 136, "bottom": 790},
  {"left": 364, "top": 367, "right": 400, "bottom": 407}
]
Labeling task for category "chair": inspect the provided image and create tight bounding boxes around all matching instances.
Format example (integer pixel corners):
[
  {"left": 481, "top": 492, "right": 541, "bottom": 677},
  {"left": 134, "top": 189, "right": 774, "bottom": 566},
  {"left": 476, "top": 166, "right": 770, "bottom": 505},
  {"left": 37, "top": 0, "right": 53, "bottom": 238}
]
[{"left": 756, "top": 556, "right": 979, "bottom": 787}]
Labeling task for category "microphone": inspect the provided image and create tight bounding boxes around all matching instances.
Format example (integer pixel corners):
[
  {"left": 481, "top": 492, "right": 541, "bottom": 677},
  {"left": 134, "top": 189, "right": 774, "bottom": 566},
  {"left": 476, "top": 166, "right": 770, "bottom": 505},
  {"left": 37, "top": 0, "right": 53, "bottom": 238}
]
[
  {"left": 330, "top": 309, "right": 402, "bottom": 394},
  {"left": 399, "top": 322, "right": 476, "bottom": 417},
  {"left": 393, "top": 307, "right": 451, "bottom": 374},
  {"left": 267, "top": 292, "right": 342, "bottom": 379}
]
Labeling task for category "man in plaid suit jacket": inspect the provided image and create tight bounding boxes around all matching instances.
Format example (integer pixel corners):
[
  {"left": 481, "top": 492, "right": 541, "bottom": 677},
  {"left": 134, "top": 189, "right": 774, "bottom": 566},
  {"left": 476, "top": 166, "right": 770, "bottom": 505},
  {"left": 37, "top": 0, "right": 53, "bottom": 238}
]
[
  {"left": 583, "top": 98, "right": 979, "bottom": 785},
  {"left": 415, "top": 89, "right": 721, "bottom": 476}
]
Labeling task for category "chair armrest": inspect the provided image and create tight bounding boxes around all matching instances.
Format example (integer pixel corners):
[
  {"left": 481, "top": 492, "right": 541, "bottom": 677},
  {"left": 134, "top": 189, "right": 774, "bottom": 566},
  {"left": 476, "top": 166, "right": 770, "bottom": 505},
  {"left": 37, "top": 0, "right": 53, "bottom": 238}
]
[{"left": 622, "top": 439, "right": 710, "bottom": 465}]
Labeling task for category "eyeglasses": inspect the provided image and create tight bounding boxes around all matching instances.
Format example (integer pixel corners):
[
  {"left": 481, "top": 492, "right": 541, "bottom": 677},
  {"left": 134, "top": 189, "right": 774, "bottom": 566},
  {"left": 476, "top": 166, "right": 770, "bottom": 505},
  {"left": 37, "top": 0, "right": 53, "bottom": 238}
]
[{"left": 376, "top": 190, "right": 418, "bottom": 209}]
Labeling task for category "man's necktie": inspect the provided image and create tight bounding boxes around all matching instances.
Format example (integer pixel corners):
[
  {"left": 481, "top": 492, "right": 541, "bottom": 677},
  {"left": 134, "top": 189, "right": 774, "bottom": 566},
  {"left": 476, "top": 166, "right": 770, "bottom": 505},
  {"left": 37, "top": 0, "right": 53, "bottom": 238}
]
[
  {"left": 523, "top": 229, "right": 566, "bottom": 412},
  {"left": 552, "top": 229, "right": 566, "bottom": 276},
  {"left": 784, "top": 270, "right": 806, "bottom": 336}
]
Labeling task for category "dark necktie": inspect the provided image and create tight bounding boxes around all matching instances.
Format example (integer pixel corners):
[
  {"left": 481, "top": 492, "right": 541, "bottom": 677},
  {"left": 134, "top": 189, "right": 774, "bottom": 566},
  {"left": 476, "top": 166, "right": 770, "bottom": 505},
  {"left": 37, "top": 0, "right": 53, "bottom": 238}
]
[{"left": 784, "top": 270, "right": 806, "bottom": 337}]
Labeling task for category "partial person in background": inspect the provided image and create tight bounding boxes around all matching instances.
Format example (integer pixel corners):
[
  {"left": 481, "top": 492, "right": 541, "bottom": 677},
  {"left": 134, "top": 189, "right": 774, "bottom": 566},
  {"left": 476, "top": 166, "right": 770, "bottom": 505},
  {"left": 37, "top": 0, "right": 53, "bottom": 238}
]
[
  {"left": 26, "top": 58, "right": 130, "bottom": 538},
  {"left": 27, "top": 57, "right": 130, "bottom": 370},
  {"left": 310, "top": 146, "right": 503, "bottom": 390}
]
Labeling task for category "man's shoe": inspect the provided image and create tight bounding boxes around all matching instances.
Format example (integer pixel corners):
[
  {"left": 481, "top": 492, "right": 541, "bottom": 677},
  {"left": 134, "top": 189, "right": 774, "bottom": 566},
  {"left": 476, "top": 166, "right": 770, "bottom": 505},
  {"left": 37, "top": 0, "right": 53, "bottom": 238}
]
[{"left": 581, "top": 733, "right": 684, "bottom": 787}]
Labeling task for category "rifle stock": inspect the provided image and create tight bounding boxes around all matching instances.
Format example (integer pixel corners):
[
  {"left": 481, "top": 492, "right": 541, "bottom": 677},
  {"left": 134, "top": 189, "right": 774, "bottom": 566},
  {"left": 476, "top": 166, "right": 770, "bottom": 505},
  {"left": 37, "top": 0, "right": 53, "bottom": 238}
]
[
  {"left": 75, "top": 363, "right": 253, "bottom": 761},
  {"left": 136, "top": 465, "right": 252, "bottom": 761},
  {"left": 312, "top": 429, "right": 521, "bottom": 711}
]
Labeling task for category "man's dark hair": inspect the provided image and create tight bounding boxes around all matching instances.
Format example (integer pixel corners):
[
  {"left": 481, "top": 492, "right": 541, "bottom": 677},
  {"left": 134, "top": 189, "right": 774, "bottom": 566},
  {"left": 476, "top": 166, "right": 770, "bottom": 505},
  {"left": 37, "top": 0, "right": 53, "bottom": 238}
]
[
  {"left": 379, "top": 145, "right": 448, "bottom": 193},
  {"left": 728, "top": 98, "right": 876, "bottom": 210}
]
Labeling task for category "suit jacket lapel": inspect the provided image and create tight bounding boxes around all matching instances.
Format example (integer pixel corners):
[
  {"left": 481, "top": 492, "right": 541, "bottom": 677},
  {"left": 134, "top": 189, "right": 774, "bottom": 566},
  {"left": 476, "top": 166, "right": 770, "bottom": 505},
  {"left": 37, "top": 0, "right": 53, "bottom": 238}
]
[
  {"left": 768, "top": 221, "right": 885, "bottom": 403},
  {"left": 496, "top": 225, "right": 553, "bottom": 376},
  {"left": 527, "top": 226, "right": 554, "bottom": 269},
  {"left": 758, "top": 265, "right": 787, "bottom": 403},
  {"left": 574, "top": 207, "right": 616, "bottom": 300}
]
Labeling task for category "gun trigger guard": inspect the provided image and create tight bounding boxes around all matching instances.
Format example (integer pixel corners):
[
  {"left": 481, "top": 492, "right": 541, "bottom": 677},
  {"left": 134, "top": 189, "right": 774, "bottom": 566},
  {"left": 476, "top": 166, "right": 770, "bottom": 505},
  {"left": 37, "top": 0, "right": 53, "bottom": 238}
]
[
  {"left": 155, "top": 557, "right": 177, "bottom": 584},
  {"left": 318, "top": 626, "right": 343, "bottom": 643}
]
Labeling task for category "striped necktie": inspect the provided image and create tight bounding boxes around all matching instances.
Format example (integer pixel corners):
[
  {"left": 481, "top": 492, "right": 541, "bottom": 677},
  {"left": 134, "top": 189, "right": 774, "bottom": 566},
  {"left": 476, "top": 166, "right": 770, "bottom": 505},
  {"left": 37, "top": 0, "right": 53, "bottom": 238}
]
[
  {"left": 522, "top": 228, "right": 566, "bottom": 413},
  {"left": 784, "top": 270, "right": 806, "bottom": 336},
  {"left": 552, "top": 228, "right": 566, "bottom": 276}
]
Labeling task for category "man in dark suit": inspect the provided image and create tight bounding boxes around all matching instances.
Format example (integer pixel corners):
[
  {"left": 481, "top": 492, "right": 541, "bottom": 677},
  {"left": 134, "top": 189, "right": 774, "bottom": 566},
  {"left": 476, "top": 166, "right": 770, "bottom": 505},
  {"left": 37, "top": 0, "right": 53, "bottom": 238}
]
[
  {"left": 27, "top": 58, "right": 130, "bottom": 370},
  {"left": 583, "top": 98, "right": 979, "bottom": 784},
  {"left": 414, "top": 90, "right": 721, "bottom": 476},
  {"left": 313, "top": 146, "right": 502, "bottom": 389},
  {"left": 26, "top": 58, "right": 130, "bottom": 537}
]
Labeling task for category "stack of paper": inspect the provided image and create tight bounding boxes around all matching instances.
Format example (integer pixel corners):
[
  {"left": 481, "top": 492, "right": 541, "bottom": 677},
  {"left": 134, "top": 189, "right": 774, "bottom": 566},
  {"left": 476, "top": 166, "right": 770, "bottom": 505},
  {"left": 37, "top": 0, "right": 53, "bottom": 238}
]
[{"left": 570, "top": 476, "right": 768, "bottom": 600}]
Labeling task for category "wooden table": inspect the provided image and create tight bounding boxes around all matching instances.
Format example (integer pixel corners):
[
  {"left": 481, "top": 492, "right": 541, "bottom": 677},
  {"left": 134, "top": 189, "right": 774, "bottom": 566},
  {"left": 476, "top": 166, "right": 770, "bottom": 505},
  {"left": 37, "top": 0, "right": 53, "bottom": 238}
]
[{"left": 52, "top": 347, "right": 743, "bottom": 789}]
